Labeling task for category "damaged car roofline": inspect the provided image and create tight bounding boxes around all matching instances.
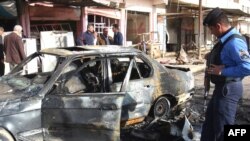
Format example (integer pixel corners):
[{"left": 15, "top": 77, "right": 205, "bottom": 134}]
[{"left": 40, "top": 46, "right": 140, "bottom": 56}]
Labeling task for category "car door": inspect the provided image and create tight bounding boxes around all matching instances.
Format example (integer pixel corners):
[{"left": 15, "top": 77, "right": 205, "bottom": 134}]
[
  {"left": 41, "top": 57, "right": 125, "bottom": 141},
  {"left": 108, "top": 55, "right": 154, "bottom": 125}
]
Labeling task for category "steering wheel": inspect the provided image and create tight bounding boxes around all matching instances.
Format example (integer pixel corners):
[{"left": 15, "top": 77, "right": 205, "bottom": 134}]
[{"left": 80, "top": 71, "right": 100, "bottom": 92}]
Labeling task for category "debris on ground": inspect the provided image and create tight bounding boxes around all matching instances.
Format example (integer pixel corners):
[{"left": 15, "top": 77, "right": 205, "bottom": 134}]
[
  {"left": 176, "top": 45, "right": 190, "bottom": 64},
  {"left": 156, "top": 47, "right": 209, "bottom": 66},
  {"left": 121, "top": 112, "right": 195, "bottom": 141},
  {"left": 120, "top": 65, "right": 250, "bottom": 141}
]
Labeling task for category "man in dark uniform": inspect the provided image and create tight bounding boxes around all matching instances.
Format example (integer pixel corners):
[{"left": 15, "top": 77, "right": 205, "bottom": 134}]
[{"left": 201, "top": 7, "right": 250, "bottom": 141}]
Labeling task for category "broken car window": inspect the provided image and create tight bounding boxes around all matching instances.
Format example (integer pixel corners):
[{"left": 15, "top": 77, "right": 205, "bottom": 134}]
[
  {"left": 110, "top": 57, "right": 132, "bottom": 83},
  {"left": 57, "top": 58, "right": 104, "bottom": 94},
  {"left": 134, "top": 56, "right": 152, "bottom": 78},
  {"left": 0, "top": 53, "right": 60, "bottom": 96},
  {"left": 110, "top": 56, "right": 152, "bottom": 84}
]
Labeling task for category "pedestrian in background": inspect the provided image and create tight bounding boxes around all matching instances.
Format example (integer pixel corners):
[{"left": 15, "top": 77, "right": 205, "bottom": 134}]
[
  {"left": 77, "top": 24, "right": 95, "bottom": 45},
  {"left": 112, "top": 24, "right": 123, "bottom": 45},
  {"left": 201, "top": 7, "right": 250, "bottom": 141},
  {"left": 4, "top": 25, "right": 26, "bottom": 70},
  {"left": 0, "top": 26, "right": 5, "bottom": 76},
  {"left": 98, "top": 28, "right": 113, "bottom": 45}
]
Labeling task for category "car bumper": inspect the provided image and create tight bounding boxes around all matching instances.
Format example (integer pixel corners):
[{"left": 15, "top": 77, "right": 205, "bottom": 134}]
[{"left": 175, "top": 91, "right": 194, "bottom": 105}]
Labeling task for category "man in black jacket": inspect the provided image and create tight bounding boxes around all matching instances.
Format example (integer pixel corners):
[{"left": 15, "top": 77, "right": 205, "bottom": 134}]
[
  {"left": 0, "top": 26, "right": 5, "bottom": 76},
  {"left": 112, "top": 24, "right": 123, "bottom": 46},
  {"left": 98, "top": 28, "right": 113, "bottom": 45}
]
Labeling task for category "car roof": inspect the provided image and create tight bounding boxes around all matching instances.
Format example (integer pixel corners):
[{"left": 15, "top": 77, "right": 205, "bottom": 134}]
[{"left": 40, "top": 45, "right": 141, "bottom": 57}]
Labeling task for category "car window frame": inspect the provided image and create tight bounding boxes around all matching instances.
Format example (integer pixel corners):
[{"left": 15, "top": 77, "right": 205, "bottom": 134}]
[
  {"left": 55, "top": 57, "right": 108, "bottom": 94},
  {"left": 107, "top": 54, "right": 153, "bottom": 84},
  {"left": 136, "top": 53, "right": 154, "bottom": 78}
]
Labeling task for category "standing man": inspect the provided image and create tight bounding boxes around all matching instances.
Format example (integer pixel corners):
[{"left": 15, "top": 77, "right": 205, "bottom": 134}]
[
  {"left": 4, "top": 25, "right": 26, "bottom": 70},
  {"left": 98, "top": 28, "right": 113, "bottom": 45},
  {"left": 201, "top": 7, "right": 250, "bottom": 141},
  {"left": 112, "top": 24, "right": 123, "bottom": 46},
  {"left": 0, "top": 27, "right": 5, "bottom": 76},
  {"left": 78, "top": 24, "right": 95, "bottom": 45}
]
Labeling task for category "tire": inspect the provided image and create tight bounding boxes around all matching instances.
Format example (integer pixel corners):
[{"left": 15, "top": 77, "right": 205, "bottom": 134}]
[
  {"left": 153, "top": 97, "right": 171, "bottom": 119},
  {"left": 0, "top": 128, "right": 14, "bottom": 141}
]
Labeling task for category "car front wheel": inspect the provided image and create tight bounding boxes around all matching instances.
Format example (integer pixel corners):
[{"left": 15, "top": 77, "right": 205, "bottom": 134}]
[{"left": 153, "top": 97, "right": 171, "bottom": 119}]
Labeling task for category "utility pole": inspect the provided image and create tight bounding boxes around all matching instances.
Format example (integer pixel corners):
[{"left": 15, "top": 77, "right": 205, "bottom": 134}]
[{"left": 198, "top": 0, "right": 202, "bottom": 59}]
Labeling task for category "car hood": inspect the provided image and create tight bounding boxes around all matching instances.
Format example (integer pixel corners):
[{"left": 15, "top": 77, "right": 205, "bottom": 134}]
[{"left": 0, "top": 81, "right": 26, "bottom": 100}]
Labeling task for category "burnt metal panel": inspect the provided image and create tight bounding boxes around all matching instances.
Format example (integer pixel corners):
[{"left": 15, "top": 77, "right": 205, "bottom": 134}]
[
  {"left": 121, "top": 80, "right": 154, "bottom": 122},
  {"left": 0, "top": 109, "right": 41, "bottom": 139},
  {"left": 42, "top": 93, "right": 125, "bottom": 141},
  {"left": 159, "top": 67, "right": 194, "bottom": 95},
  {"left": 109, "top": 56, "right": 155, "bottom": 123},
  {"left": 0, "top": 45, "right": 195, "bottom": 140}
]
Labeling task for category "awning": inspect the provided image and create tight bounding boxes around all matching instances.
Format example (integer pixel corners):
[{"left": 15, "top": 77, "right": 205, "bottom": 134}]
[
  {"left": 158, "top": 12, "right": 193, "bottom": 17},
  {"left": 0, "top": 0, "right": 17, "bottom": 18},
  {"left": 168, "top": 3, "right": 250, "bottom": 17},
  {"left": 219, "top": 8, "right": 250, "bottom": 17},
  {"left": 28, "top": 0, "right": 123, "bottom": 8},
  {"left": 158, "top": 13, "right": 194, "bottom": 19}
]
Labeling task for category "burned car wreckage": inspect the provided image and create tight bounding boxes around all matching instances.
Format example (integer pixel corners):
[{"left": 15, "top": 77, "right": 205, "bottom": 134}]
[{"left": 0, "top": 46, "right": 194, "bottom": 141}]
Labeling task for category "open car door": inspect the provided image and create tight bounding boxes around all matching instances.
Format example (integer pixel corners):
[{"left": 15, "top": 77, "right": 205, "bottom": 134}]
[
  {"left": 41, "top": 92, "right": 125, "bottom": 141},
  {"left": 41, "top": 57, "right": 126, "bottom": 141}
]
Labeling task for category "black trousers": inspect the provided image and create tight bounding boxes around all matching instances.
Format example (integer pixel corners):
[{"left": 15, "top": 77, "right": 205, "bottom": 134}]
[
  {"left": 0, "top": 61, "right": 4, "bottom": 76},
  {"left": 200, "top": 81, "right": 243, "bottom": 141}
]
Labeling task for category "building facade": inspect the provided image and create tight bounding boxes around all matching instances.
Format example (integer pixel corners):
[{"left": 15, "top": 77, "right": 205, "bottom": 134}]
[{"left": 164, "top": 0, "right": 250, "bottom": 52}]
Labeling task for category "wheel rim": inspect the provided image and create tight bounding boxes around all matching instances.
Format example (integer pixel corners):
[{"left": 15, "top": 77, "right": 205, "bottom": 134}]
[{"left": 154, "top": 97, "right": 170, "bottom": 118}]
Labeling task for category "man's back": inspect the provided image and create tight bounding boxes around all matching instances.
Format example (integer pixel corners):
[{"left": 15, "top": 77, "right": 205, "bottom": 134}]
[
  {"left": 113, "top": 32, "right": 123, "bottom": 45},
  {"left": 83, "top": 31, "right": 94, "bottom": 45},
  {"left": 4, "top": 32, "right": 26, "bottom": 64}
]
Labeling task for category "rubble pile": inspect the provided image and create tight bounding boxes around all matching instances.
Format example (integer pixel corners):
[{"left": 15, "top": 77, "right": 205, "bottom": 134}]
[
  {"left": 157, "top": 47, "right": 209, "bottom": 65},
  {"left": 121, "top": 115, "right": 194, "bottom": 141}
]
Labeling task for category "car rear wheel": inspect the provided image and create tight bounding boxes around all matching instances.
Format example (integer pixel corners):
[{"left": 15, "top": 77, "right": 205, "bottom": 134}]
[{"left": 153, "top": 97, "right": 171, "bottom": 119}]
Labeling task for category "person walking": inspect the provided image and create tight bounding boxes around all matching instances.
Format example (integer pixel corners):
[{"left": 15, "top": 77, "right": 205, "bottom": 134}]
[
  {"left": 98, "top": 28, "right": 113, "bottom": 45},
  {"left": 112, "top": 24, "right": 123, "bottom": 46},
  {"left": 201, "top": 7, "right": 250, "bottom": 141},
  {"left": 0, "top": 26, "right": 5, "bottom": 76},
  {"left": 4, "top": 25, "right": 26, "bottom": 70}
]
